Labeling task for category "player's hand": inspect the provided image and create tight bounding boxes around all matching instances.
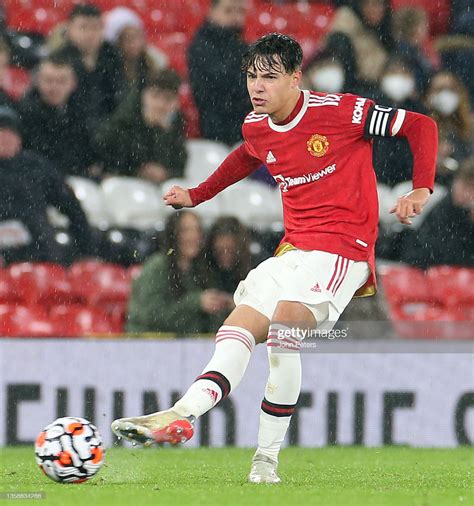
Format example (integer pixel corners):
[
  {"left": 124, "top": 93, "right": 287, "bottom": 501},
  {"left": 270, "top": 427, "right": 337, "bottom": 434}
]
[
  {"left": 389, "top": 187, "right": 431, "bottom": 225},
  {"left": 163, "top": 185, "right": 193, "bottom": 209}
]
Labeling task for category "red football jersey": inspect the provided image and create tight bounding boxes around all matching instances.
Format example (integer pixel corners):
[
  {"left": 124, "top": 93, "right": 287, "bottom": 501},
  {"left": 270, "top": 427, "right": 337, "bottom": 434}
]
[
  {"left": 244, "top": 91, "right": 378, "bottom": 263},
  {"left": 189, "top": 90, "right": 437, "bottom": 296}
]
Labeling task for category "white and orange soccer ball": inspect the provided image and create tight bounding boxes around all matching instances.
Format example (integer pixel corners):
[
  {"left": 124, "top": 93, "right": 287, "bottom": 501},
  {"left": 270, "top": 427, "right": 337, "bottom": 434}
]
[{"left": 34, "top": 417, "right": 105, "bottom": 483}]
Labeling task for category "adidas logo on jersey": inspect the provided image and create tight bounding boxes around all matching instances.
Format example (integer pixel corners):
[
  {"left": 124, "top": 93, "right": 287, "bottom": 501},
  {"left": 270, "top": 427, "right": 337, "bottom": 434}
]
[{"left": 266, "top": 151, "right": 277, "bottom": 164}]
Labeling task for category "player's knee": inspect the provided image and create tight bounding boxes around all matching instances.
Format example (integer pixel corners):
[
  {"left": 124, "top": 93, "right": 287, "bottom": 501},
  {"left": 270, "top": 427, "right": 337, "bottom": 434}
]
[{"left": 271, "top": 300, "right": 316, "bottom": 327}]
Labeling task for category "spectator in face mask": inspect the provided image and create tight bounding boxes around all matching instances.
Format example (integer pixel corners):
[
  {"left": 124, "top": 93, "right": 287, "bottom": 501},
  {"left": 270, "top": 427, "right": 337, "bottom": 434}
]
[
  {"left": 303, "top": 53, "right": 347, "bottom": 94},
  {"left": 424, "top": 71, "right": 472, "bottom": 162},
  {"left": 379, "top": 57, "right": 424, "bottom": 111}
]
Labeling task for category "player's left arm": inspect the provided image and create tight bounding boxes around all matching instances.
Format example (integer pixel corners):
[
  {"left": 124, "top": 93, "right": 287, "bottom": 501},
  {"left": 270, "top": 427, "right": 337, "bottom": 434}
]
[{"left": 364, "top": 103, "right": 438, "bottom": 225}]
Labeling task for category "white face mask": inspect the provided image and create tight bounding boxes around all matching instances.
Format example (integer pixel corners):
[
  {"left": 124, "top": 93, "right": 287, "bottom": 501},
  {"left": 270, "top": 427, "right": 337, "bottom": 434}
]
[
  {"left": 380, "top": 74, "right": 415, "bottom": 102},
  {"left": 310, "top": 65, "right": 345, "bottom": 94},
  {"left": 429, "top": 89, "right": 460, "bottom": 116}
]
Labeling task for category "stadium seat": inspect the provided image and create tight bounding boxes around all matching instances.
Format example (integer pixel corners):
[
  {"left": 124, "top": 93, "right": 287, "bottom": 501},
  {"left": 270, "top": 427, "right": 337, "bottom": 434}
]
[
  {"left": 377, "top": 183, "right": 397, "bottom": 227},
  {"left": 220, "top": 181, "right": 283, "bottom": 230},
  {"left": 0, "top": 269, "right": 21, "bottom": 304},
  {"left": 148, "top": 32, "right": 190, "bottom": 78},
  {"left": 426, "top": 266, "right": 474, "bottom": 309},
  {"left": 49, "top": 305, "right": 120, "bottom": 336},
  {"left": 69, "top": 261, "right": 130, "bottom": 306},
  {"left": 3, "top": 66, "right": 31, "bottom": 101},
  {"left": 8, "top": 262, "right": 79, "bottom": 308},
  {"left": 101, "top": 177, "right": 167, "bottom": 230},
  {"left": 67, "top": 177, "right": 110, "bottom": 229},
  {"left": 0, "top": 304, "right": 62, "bottom": 338},
  {"left": 185, "top": 139, "right": 230, "bottom": 184},
  {"left": 378, "top": 265, "right": 430, "bottom": 305}
]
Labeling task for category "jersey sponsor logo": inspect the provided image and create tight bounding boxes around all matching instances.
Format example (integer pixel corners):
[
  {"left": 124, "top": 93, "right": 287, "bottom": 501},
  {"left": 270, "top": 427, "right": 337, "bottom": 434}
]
[
  {"left": 351, "top": 97, "right": 367, "bottom": 124},
  {"left": 274, "top": 163, "right": 336, "bottom": 192},
  {"left": 266, "top": 150, "right": 277, "bottom": 164},
  {"left": 307, "top": 133, "right": 329, "bottom": 157}
]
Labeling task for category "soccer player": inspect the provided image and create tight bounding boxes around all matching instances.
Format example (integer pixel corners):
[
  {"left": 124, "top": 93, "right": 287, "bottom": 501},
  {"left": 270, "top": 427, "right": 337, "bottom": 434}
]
[{"left": 112, "top": 33, "right": 437, "bottom": 483}]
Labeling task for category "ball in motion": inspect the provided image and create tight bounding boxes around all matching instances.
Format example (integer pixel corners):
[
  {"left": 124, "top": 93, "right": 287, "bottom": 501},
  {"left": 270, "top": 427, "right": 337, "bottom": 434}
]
[{"left": 34, "top": 417, "right": 105, "bottom": 483}]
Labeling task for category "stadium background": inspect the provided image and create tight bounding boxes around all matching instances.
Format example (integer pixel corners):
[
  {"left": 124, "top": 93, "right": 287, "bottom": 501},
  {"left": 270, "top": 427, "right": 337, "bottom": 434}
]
[{"left": 0, "top": 0, "right": 472, "bottom": 452}]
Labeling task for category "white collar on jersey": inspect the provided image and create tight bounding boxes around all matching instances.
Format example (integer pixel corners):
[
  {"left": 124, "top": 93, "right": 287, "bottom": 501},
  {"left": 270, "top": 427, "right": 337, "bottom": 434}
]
[{"left": 268, "top": 89, "right": 310, "bottom": 133}]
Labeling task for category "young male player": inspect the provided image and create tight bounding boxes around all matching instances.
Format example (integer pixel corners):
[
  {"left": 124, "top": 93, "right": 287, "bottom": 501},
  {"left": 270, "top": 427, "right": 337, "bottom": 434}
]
[{"left": 112, "top": 33, "right": 437, "bottom": 483}]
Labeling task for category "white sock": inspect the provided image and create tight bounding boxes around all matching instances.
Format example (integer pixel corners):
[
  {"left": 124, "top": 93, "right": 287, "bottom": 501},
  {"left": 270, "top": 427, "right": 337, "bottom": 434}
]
[
  {"left": 173, "top": 325, "right": 255, "bottom": 418},
  {"left": 256, "top": 324, "right": 302, "bottom": 463}
]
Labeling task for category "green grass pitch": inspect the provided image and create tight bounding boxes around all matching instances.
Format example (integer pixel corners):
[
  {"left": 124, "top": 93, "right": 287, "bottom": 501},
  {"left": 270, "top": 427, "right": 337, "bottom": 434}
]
[{"left": 1, "top": 446, "right": 472, "bottom": 506}]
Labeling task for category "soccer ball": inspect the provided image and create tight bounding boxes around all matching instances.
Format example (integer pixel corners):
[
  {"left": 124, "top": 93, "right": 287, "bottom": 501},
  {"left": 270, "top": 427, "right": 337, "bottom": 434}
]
[{"left": 34, "top": 417, "right": 105, "bottom": 483}]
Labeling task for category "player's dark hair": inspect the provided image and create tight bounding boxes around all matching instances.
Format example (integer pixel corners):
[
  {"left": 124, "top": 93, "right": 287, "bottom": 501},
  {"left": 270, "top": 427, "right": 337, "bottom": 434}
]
[
  {"left": 69, "top": 3, "right": 101, "bottom": 20},
  {"left": 241, "top": 33, "right": 303, "bottom": 74}
]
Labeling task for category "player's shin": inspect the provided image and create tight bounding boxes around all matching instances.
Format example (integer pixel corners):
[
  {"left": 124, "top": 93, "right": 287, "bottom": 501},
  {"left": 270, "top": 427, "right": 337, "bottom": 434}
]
[
  {"left": 173, "top": 325, "right": 255, "bottom": 418},
  {"left": 255, "top": 324, "right": 302, "bottom": 464}
]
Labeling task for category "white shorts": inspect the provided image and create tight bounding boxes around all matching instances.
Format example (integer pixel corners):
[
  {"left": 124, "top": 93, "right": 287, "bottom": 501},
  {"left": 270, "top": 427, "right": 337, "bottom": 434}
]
[{"left": 234, "top": 249, "right": 370, "bottom": 328}]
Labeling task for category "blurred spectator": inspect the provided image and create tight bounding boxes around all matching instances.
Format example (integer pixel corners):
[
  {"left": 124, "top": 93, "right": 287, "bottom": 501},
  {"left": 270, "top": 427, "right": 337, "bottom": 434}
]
[
  {"left": 303, "top": 50, "right": 348, "bottom": 94},
  {"left": 424, "top": 71, "right": 472, "bottom": 162},
  {"left": 0, "top": 107, "right": 95, "bottom": 264},
  {"left": 435, "top": 128, "right": 461, "bottom": 188},
  {"left": 205, "top": 216, "right": 252, "bottom": 293},
  {"left": 18, "top": 53, "right": 97, "bottom": 178},
  {"left": 437, "top": 10, "right": 474, "bottom": 104},
  {"left": 330, "top": 0, "right": 393, "bottom": 90},
  {"left": 127, "top": 212, "right": 233, "bottom": 334},
  {"left": 373, "top": 57, "right": 427, "bottom": 186},
  {"left": 104, "top": 6, "right": 167, "bottom": 92},
  {"left": 96, "top": 70, "right": 186, "bottom": 183},
  {"left": 188, "top": 0, "right": 251, "bottom": 145},
  {"left": 400, "top": 156, "right": 474, "bottom": 269},
  {"left": 0, "top": 38, "right": 14, "bottom": 108},
  {"left": 392, "top": 7, "right": 434, "bottom": 93},
  {"left": 54, "top": 3, "right": 125, "bottom": 132}
]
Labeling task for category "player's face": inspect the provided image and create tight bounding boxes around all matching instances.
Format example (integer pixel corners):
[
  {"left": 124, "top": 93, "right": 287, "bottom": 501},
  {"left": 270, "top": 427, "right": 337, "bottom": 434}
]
[{"left": 246, "top": 59, "right": 301, "bottom": 119}]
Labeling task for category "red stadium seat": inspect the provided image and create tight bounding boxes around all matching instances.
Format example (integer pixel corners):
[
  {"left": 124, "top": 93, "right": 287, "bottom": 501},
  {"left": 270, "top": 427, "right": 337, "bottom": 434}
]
[
  {"left": 3, "top": 67, "right": 31, "bottom": 101},
  {"left": 150, "top": 32, "right": 190, "bottom": 78},
  {"left": 379, "top": 265, "right": 430, "bottom": 305},
  {"left": 0, "top": 304, "right": 62, "bottom": 337},
  {"left": 49, "top": 305, "right": 120, "bottom": 336},
  {"left": 426, "top": 266, "right": 474, "bottom": 308},
  {"left": 8, "top": 262, "right": 80, "bottom": 308},
  {"left": 0, "top": 270, "right": 21, "bottom": 304},
  {"left": 69, "top": 261, "right": 130, "bottom": 306}
]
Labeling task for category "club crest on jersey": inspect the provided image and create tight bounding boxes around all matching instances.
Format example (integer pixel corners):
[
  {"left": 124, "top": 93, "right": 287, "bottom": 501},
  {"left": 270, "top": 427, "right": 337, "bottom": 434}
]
[{"left": 307, "top": 134, "right": 329, "bottom": 157}]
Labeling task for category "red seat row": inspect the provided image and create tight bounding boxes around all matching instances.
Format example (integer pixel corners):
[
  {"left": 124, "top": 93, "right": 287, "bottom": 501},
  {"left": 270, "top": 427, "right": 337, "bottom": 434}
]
[
  {"left": 0, "top": 261, "right": 140, "bottom": 308},
  {"left": 0, "top": 303, "right": 124, "bottom": 337},
  {"left": 379, "top": 265, "right": 474, "bottom": 339}
]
